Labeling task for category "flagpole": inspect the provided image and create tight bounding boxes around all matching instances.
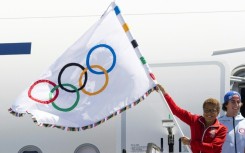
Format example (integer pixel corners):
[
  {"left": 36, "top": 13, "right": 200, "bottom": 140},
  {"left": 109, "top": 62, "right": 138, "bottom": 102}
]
[
  {"left": 111, "top": 2, "right": 192, "bottom": 152},
  {"left": 110, "top": 2, "right": 156, "bottom": 79},
  {"left": 159, "top": 92, "right": 185, "bottom": 135},
  {"left": 158, "top": 91, "right": 192, "bottom": 152},
  {"left": 160, "top": 92, "right": 193, "bottom": 147}
]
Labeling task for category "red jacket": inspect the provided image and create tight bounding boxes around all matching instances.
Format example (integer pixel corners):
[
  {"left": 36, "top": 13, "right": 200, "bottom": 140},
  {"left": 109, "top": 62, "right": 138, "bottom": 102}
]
[{"left": 164, "top": 94, "right": 227, "bottom": 153}]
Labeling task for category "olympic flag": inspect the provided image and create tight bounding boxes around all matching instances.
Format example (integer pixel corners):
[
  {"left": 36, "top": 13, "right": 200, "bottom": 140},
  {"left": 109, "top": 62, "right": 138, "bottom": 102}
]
[{"left": 9, "top": 2, "right": 157, "bottom": 131}]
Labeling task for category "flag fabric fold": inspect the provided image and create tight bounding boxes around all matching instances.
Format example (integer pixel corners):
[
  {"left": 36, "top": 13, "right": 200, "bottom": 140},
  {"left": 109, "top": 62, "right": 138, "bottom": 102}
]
[{"left": 9, "top": 2, "right": 157, "bottom": 131}]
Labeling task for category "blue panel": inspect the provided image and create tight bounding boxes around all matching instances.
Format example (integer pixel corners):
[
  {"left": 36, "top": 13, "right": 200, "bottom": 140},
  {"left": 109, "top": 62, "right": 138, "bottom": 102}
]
[
  {"left": 0, "top": 42, "right": 31, "bottom": 55},
  {"left": 114, "top": 6, "right": 120, "bottom": 15}
]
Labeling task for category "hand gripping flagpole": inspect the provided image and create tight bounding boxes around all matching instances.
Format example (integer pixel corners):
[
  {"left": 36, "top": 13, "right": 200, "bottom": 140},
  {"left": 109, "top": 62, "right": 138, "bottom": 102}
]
[{"left": 110, "top": 2, "right": 192, "bottom": 152}]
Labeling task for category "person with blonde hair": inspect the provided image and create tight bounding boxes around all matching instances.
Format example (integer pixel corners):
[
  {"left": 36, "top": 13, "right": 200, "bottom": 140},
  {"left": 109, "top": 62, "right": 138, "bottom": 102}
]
[{"left": 157, "top": 84, "right": 227, "bottom": 153}]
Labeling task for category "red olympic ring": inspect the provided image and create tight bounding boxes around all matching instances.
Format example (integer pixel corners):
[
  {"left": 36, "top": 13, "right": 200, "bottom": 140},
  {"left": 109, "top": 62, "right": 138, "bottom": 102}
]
[{"left": 28, "top": 79, "right": 59, "bottom": 104}]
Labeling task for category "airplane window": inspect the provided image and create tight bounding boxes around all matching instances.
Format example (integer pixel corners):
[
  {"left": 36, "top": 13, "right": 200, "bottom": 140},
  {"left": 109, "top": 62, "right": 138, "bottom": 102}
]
[
  {"left": 18, "top": 145, "right": 42, "bottom": 153},
  {"left": 74, "top": 143, "right": 100, "bottom": 153}
]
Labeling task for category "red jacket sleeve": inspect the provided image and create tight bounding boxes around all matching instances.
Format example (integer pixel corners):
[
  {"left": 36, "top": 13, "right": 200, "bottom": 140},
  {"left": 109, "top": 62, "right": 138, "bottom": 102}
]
[
  {"left": 164, "top": 93, "right": 195, "bottom": 125},
  {"left": 190, "top": 126, "right": 227, "bottom": 153}
]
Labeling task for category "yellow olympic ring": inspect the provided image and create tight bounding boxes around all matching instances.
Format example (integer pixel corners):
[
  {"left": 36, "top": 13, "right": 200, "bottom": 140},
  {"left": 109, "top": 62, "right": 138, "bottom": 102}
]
[{"left": 79, "top": 65, "right": 109, "bottom": 96}]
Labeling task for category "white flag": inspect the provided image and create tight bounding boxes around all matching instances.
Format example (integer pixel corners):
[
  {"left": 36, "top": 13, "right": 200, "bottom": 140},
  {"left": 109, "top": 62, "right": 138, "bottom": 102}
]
[{"left": 9, "top": 2, "right": 157, "bottom": 131}]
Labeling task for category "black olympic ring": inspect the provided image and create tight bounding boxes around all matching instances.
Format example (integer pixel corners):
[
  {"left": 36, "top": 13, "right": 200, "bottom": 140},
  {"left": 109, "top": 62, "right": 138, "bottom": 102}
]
[{"left": 58, "top": 63, "right": 88, "bottom": 93}]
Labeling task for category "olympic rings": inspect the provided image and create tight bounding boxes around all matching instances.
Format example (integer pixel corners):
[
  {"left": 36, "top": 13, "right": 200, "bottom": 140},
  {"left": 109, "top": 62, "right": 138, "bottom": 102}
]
[
  {"left": 28, "top": 44, "right": 116, "bottom": 112},
  {"left": 28, "top": 79, "right": 59, "bottom": 104},
  {"left": 86, "top": 44, "right": 116, "bottom": 74},
  {"left": 79, "top": 65, "right": 109, "bottom": 96},
  {"left": 50, "top": 83, "right": 80, "bottom": 112},
  {"left": 58, "top": 63, "right": 88, "bottom": 93}
]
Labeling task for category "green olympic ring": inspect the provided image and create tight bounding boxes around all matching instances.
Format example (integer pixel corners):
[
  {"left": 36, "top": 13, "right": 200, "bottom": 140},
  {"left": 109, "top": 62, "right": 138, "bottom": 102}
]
[{"left": 49, "top": 83, "right": 80, "bottom": 112}]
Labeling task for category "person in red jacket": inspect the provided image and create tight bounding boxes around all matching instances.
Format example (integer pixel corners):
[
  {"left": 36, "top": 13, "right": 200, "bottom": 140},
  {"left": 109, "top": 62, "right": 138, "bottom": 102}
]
[{"left": 157, "top": 84, "right": 227, "bottom": 153}]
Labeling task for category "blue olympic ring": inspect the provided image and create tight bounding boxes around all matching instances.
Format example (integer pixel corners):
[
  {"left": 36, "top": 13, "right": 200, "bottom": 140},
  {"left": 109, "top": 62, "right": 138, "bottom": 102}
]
[{"left": 86, "top": 44, "right": 116, "bottom": 74}]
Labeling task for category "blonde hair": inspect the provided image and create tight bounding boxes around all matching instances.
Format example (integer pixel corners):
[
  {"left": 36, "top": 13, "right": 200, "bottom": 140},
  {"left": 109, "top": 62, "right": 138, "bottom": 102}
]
[{"left": 203, "top": 98, "right": 220, "bottom": 112}]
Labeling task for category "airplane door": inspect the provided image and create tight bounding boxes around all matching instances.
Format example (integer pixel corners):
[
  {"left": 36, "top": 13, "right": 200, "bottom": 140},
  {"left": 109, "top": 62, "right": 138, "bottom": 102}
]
[
  {"left": 120, "top": 59, "right": 230, "bottom": 153},
  {"left": 231, "top": 64, "right": 245, "bottom": 117}
]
